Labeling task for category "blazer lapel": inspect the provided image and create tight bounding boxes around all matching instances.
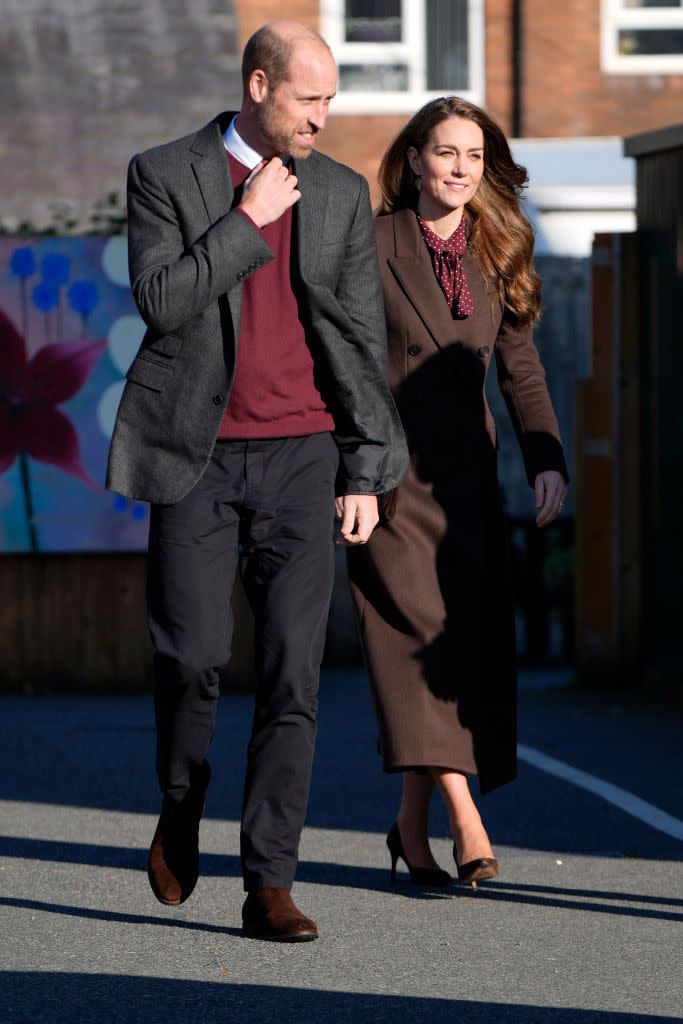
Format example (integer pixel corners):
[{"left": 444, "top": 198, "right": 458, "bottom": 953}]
[
  {"left": 190, "top": 113, "right": 235, "bottom": 223},
  {"left": 189, "top": 112, "right": 243, "bottom": 340},
  {"left": 292, "top": 154, "right": 327, "bottom": 284}
]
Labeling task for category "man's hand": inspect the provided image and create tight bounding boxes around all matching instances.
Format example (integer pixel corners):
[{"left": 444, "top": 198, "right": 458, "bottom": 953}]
[
  {"left": 535, "top": 470, "right": 567, "bottom": 527},
  {"left": 239, "top": 157, "right": 300, "bottom": 228},
  {"left": 334, "top": 495, "right": 379, "bottom": 546}
]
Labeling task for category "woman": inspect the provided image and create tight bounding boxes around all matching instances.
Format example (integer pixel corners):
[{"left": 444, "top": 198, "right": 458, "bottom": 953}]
[{"left": 348, "top": 97, "right": 568, "bottom": 887}]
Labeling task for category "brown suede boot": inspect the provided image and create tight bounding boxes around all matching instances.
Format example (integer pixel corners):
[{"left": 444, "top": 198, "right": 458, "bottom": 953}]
[
  {"left": 147, "top": 760, "right": 211, "bottom": 906},
  {"left": 242, "top": 888, "right": 318, "bottom": 942}
]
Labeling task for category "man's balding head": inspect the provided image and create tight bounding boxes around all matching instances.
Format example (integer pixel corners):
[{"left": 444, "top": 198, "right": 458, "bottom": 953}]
[
  {"left": 241, "top": 21, "right": 333, "bottom": 95},
  {"left": 238, "top": 21, "right": 337, "bottom": 159}
]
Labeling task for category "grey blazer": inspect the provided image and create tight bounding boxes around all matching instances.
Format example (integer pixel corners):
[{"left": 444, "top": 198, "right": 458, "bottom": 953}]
[{"left": 106, "top": 111, "right": 408, "bottom": 505}]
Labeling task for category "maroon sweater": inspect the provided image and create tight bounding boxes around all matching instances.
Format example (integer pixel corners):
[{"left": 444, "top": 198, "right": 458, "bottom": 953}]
[{"left": 218, "top": 153, "right": 335, "bottom": 440}]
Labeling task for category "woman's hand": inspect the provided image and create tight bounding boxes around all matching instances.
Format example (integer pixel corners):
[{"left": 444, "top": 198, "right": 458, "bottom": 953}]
[{"left": 534, "top": 470, "right": 566, "bottom": 527}]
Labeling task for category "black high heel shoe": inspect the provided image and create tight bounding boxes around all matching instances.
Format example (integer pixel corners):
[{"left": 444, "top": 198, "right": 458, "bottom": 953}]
[
  {"left": 453, "top": 843, "right": 499, "bottom": 889},
  {"left": 386, "top": 822, "right": 451, "bottom": 886}
]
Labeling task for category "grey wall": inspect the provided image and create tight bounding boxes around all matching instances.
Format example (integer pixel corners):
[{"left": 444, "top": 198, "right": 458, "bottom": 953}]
[{"left": 0, "top": 0, "right": 242, "bottom": 230}]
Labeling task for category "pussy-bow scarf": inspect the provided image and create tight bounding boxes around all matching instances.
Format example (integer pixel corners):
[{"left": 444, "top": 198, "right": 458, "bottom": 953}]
[{"left": 417, "top": 214, "right": 475, "bottom": 318}]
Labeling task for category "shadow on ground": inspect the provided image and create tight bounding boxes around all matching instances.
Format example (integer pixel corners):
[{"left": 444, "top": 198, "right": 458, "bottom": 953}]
[
  {"left": 0, "top": 670, "right": 681, "bottom": 858},
  {"left": 3, "top": 974, "right": 679, "bottom": 1024},
  {"left": 2, "top": 882, "right": 682, "bottom": 928}
]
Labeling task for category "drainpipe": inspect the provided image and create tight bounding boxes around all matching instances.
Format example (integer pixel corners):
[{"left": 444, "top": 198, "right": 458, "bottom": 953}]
[{"left": 512, "top": 0, "right": 523, "bottom": 137}]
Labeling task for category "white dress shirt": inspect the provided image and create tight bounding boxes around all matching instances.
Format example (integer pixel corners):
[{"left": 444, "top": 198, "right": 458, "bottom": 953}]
[{"left": 222, "top": 115, "right": 265, "bottom": 170}]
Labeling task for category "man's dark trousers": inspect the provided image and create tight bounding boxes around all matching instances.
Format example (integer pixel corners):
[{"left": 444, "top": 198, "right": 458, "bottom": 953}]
[{"left": 147, "top": 432, "right": 338, "bottom": 891}]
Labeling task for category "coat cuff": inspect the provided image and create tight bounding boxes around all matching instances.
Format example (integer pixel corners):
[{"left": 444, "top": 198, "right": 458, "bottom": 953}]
[
  {"left": 334, "top": 442, "right": 386, "bottom": 496},
  {"left": 520, "top": 432, "right": 570, "bottom": 487}
]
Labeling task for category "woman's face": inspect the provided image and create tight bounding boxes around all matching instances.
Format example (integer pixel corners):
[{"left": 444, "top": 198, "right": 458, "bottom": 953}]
[{"left": 408, "top": 116, "right": 485, "bottom": 219}]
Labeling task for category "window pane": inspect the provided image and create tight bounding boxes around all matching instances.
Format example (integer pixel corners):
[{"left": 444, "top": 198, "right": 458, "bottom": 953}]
[
  {"left": 426, "top": 0, "right": 469, "bottom": 91},
  {"left": 345, "top": 0, "right": 402, "bottom": 43},
  {"left": 339, "top": 63, "right": 409, "bottom": 90},
  {"left": 618, "top": 27, "right": 683, "bottom": 52}
]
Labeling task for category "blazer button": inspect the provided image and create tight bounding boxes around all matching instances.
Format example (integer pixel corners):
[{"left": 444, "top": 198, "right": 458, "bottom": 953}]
[
  {"left": 212, "top": 394, "right": 224, "bottom": 406},
  {"left": 407, "top": 344, "right": 422, "bottom": 356},
  {"left": 477, "top": 345, "right": 490, "bottom": 358}
]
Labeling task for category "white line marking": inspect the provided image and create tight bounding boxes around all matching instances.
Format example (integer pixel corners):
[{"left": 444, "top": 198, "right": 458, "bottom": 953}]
[{"left": 517, "top": 744, "right": 683, "bottom": 842}]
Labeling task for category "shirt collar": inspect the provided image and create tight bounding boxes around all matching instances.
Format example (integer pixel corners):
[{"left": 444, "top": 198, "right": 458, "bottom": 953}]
[{"left": 222, "top": 115, "right": 265, "bottom": 170}]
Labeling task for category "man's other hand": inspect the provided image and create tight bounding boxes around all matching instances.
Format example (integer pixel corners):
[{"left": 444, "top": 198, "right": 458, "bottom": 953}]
[{"left": 334, "top": 495, "right": 379, "bottom": 546}]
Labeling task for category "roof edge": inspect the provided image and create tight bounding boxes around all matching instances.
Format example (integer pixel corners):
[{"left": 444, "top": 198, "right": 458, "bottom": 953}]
[{"left": 624, "top": 123, "right": 683, "bottom": 158}]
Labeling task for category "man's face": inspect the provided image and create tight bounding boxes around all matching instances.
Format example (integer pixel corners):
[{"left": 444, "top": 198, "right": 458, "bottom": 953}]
[{"left": 256, "top": 45, "right": 338, "bottom": 159}]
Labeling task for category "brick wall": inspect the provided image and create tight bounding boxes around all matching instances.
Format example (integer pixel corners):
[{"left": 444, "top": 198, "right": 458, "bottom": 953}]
[
  {"left": 318, "top": 115, "right": 406, "bottom": 207},
  {"left": 485, "top": 0, "right": 515, "bottom": 135},
  {"left": 234, "top": 0, "right": 319, "bottom": 45},
  {"left": 521, "top": 0, "right": 683, "bottom": 137}
]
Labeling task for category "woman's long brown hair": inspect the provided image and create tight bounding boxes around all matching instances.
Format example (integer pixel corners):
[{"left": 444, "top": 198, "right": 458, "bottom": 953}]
[{"left": 378, "top": 96, "right": 540, "bottom": 327}]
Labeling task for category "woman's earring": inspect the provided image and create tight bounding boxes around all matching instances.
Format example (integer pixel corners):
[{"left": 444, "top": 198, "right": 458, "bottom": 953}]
[{"left": 414, "top": 174, "right": 422, "bottom": 191}]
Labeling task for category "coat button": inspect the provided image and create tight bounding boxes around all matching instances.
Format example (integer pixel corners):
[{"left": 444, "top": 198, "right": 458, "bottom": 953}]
[
  {"left": 212, "top": 394, "right": 224, "bottom": 406},
  {"left": 407, "top": 344, "right": 422, "bottom": 356},
  {"left": 477, "top": 345, "right": 490, "bottom": 358}
]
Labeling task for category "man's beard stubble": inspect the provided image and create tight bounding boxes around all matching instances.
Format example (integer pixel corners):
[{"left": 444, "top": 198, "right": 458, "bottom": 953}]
[{"left": 255, "top": 97, "right": 316, "bottom": 160}]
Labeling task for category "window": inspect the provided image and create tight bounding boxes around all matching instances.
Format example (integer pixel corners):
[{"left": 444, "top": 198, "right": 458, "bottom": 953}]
[
  {"left": 602, "top": 0, "right": 683, "bottom": 73},
  {"left": 321, "top": 0, "right": 484, "bottom": 113}
]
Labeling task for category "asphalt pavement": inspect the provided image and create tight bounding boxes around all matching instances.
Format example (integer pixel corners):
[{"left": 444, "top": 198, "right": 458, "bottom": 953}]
[{"left": 0, "top": 668, "right": 681, "bottom": 1024}]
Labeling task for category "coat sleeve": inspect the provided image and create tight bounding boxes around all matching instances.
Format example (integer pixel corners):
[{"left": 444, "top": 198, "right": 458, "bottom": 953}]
[
  {"left": 494, "top": 314, "right": 569, "bottom": 486},
  {"left": 127, "top": 152, "right": 274, "bottom": 335}
]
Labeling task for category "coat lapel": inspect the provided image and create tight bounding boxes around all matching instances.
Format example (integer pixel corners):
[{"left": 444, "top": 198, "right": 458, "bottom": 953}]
[
  {"left": 292, "top": 153, "right": 327, "bottom": 284},
  {"left": 189, "top": 112, "right": 242, "bottom": 339},
  {"left": 387, "top": 209, "right": 458, "bottom": 350}
]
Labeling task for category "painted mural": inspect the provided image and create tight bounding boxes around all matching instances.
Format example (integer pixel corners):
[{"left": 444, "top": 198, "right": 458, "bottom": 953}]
[{"left": 0, "top": 237, "right": 149, "bottom": 552}]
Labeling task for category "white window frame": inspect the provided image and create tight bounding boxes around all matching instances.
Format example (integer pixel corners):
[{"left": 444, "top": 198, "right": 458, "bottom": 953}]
[
  {"left": 321, "top": 0, "right": 485, "bottom": 114},
  {"left": 601, "top": 0, "right": 683, "bottom": 74}
]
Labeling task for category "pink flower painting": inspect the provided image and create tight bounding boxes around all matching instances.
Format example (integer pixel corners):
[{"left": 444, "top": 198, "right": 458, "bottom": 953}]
[{"left": 0, "top": 309, "right": 105, "bottom": 484}]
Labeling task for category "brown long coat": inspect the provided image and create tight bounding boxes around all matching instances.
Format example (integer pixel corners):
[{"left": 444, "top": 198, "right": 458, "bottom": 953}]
[{"left": 348, "top": 208, "right": 567, "bottom": 794}]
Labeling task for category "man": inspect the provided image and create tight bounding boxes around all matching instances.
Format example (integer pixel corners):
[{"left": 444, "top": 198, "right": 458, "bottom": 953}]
[{"left": 106, "top": 21, "right": 408, "bottom": 942}]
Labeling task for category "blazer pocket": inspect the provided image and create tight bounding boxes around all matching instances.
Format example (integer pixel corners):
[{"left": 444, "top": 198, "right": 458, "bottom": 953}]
[
  {"left": 142, "top": 332, "right": 183, "bottom": 359},
  {"left": 126, "top": 354, "right": 173, "bottom": 393}
]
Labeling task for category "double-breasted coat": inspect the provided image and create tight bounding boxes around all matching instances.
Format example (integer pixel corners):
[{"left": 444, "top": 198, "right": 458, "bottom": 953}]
[{"left": 348, "top": 208, "right": 568, "bottom": 794}]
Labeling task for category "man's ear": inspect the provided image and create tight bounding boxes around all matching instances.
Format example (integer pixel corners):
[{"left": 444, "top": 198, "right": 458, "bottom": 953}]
[{"left": 249, "top": 69, "right": 269, "bottom": 104}]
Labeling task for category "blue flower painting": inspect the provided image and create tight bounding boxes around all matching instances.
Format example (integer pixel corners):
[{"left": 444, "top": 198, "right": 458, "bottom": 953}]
[{"left": 0, "top": 236, "right": 149, "bottom": 552}]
